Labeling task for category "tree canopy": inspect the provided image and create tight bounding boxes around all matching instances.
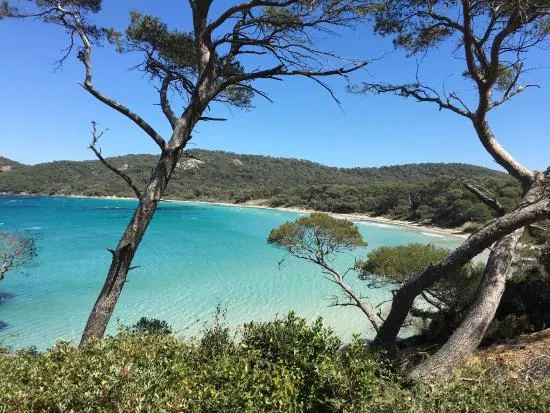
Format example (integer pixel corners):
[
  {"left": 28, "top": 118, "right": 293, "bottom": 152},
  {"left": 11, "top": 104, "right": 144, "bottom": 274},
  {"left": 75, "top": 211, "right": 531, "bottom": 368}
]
[{"left": 268, "top": 212, "right": 366, "bottom": 262}]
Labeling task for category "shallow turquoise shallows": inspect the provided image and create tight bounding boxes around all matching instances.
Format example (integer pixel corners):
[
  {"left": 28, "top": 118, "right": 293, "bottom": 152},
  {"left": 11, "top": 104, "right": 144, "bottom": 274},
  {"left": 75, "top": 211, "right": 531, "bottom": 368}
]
[{"left": 0, "top": 195, "right": 464, "bottom": 349}]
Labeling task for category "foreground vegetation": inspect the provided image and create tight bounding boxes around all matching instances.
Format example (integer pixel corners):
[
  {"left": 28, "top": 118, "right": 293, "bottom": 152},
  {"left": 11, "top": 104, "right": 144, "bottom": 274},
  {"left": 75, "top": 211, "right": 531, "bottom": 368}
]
[
  {"left": 1, "top": 0, "right": 547, "bottom": 395},
  {"left": 0, "top": 151, "right": 519, "bottom": 228},
  {"left": 1, "top": 313, "right": 549, "bottom": 412}
]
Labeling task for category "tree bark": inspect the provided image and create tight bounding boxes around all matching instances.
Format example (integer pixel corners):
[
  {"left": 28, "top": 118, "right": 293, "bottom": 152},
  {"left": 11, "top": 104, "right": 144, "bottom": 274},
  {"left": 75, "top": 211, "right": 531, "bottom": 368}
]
[
  {"left": 472, "top": 117, "right": 535, "bottom": 189},
  {"left": 79, "top": 147, "right": 184, "bottom": 346},
  {"left": 374, "top": 182, "right": 550, "bottom": 349},
  {"left": 410, "top": 228, "right": 523, "bottom": 381}
]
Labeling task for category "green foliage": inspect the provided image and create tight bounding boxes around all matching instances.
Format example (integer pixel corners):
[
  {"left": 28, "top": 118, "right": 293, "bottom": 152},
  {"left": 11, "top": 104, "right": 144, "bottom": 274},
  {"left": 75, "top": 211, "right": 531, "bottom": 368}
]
[
  {"left": 359, "top": 244, "right": 484, "bottom": 340},
  {"left": 268, "top": 212, "right": 366, "bottom": 259},
  {"left": 490, "top": 260, "right": 550, "bottom": 341},
  {"left": 360, "top": 243, "right": 449, "bottom": 283},
  {"left": 125, "top": 11, "right": 196, "bottom": 68},
  {"left": 0, "top": 1, "right": 13, "bottom": 19},
  {"left": 110, "top": 10, "right": 253, "bottom": 108},
  {"left": 486, "top": 314, "right": 533, "bottom": 343},
  {"left": 404, "top": 363, "right": 550, "bottom": 413},
  {"left": 130, "top": 317, "right": 172, "bottom": 335},
  {"left": 0, "top": 150, "right": 520, "bottom": 228},
  {"left": 242, "top": 311, "right": 341, "bottom": 366},
  {"left": 0, "top": 313, "right": 549, "bottom": 412},
  {"left": 370, "top": 0, "right": 456, "bottom": 54},
  {"left": 0, "top": 313, "right": 392, "bottom": 412}
]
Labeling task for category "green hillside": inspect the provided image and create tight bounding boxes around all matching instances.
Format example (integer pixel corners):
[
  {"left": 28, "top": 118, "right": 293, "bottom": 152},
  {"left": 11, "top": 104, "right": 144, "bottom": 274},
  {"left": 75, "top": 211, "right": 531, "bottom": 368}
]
[
  {"left": 0, "top": 150, "right": 520, "bottom": 228},
  {"left": 0, "top": 156, "right": 23, "bottom": 172}
]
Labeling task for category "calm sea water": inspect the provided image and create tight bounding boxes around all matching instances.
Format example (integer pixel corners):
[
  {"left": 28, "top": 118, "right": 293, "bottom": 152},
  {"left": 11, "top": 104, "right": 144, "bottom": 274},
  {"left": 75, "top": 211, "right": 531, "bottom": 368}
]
[{"left": 0, "top": 195, "right": 463, "bottom": 349}]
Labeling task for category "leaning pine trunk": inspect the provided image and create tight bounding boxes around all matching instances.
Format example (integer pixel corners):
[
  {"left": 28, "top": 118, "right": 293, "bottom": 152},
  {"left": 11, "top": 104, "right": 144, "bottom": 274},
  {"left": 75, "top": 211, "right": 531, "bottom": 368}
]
[
  {"left": 79, "top": 148, "right": 182, "bottom": 346},
  {"left": 410, "top": 228, "right": 523, "bottom": 381},
  {"left": 373, "top": 181, "right": 549, "bottom": 349}
]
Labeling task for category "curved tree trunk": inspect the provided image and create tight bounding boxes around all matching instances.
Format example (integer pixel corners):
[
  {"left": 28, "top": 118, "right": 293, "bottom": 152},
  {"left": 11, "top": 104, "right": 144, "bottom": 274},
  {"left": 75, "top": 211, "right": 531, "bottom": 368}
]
[
  {"left": 79, "top": 148, "right": 184, "bottom": 346},
  {"left": 374, "top": 182, "right": 550, "bottom": 349},
  {"left": 410, "top": 228, "right": 523, "bottom": 381}
]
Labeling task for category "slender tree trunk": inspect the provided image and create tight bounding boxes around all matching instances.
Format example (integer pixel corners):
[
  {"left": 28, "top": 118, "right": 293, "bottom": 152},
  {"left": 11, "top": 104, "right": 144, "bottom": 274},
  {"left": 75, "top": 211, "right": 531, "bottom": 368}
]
[
  {"left": 410, "top": 228, "right": 523, "bottom": 381},
  {"left": 79, "top": 147, "right": 184, "bottom": 346},
  {"left": 337, "top": 276, "right": 379, "bottom": 333},
  {"left": 472, "top": 118, "right": 535, "bottom": 189},
  {"left": 374, "top": 182, "right": 550, "bottom": 349}
]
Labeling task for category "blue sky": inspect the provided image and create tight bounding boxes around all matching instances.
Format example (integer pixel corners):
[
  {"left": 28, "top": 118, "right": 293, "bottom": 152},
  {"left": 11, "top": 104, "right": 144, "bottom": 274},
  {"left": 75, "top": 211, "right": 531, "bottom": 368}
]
[{"left": 0, "top": 1, "right": 548, "bottom": 171}]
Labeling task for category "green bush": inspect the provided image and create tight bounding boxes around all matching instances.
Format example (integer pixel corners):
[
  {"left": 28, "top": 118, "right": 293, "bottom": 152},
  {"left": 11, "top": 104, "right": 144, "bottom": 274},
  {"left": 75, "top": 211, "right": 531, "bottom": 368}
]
[
  {"left": 131, "top": 317, "right": 173, "bottom": 335},
  {"left": 0, "top": 313, "right": 548, "bottom": 412},
  {"left": 488, "top": 260, "right": 550, "bottom": 341},
  {"left": 0, "top": 313, "right": 392, "bottom": 412}
]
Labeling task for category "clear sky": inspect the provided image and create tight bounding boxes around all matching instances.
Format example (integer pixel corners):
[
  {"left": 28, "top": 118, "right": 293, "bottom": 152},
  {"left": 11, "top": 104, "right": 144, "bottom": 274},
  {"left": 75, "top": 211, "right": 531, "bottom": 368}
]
[{"left": 0, "top": 1, "right": 548, "bottom": 171}]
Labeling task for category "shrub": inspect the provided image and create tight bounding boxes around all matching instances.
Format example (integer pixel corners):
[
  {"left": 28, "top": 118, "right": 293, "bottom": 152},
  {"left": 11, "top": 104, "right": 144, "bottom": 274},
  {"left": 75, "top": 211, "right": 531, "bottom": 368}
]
[
  {"left": 488, "top": 262, "right": 550, "bottom": 341},
  {"left": 130, "top": 317, "right": 172, "bottom": 335},
  {"left": 0, "top": 313, "right": 548, "bottom": 412}
]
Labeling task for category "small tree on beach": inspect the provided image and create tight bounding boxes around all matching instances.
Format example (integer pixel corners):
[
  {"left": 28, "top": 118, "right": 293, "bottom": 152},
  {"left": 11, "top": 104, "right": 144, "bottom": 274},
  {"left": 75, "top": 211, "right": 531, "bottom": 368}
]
[
  {"left": 268, "top": 213, "right": 381, "bottom": 332},
  {"left": 3, "top": 0, "right": 370, "bottom": 346},
  {"left": 0, "top": 231, "right": 36, "bottom": 281},
  {"left": 354, "top": 0, "right": 550, "bottom": 380}
]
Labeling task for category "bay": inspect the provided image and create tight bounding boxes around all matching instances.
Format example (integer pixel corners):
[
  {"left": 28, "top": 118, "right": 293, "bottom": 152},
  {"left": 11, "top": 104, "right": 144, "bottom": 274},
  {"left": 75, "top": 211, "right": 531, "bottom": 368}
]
[{"left": 0, "top": 195, "right": 463, "bottom": 349}]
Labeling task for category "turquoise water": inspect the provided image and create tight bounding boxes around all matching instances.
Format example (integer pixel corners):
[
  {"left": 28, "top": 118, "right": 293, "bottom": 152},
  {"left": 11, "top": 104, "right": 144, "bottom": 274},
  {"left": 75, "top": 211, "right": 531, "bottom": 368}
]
[{"left": 0, "top": 195, "right": 464, "bottom": 349}]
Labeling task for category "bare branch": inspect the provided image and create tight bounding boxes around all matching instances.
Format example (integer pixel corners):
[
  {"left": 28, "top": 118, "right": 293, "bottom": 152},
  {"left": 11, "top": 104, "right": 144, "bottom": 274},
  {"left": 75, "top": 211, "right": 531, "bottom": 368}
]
[
  {"left": 421, "top": 291, "right": 445, "bottom": 313},
  {"left": 358, "top": 83, "right": 473, "bottom": 118},
  {"left": 218, "top": 61, "right": 369, "bottom": 98},
  {"left": 206, "top": 0, "right": 297, "bottom": 34},
  {"left": 199, "top": 116, "right": 228, "bottom": 122},
  {"left": 52, "top": 4, "right": 167, "bottom": 150},
  {"left": 315, "top": 259, "right": 380, "bottom": 332},
  {"left": 159, "top": 75, "right": 177, "bottom": 129},
  {"left": 487, "top": 84, "right": 540, "bottom": 110},
  {"left": 458, "top": 179, "right": 507, "bottom": 216},
  {"left": 88, "top": 121, "right": 142, "bottom": 199}
]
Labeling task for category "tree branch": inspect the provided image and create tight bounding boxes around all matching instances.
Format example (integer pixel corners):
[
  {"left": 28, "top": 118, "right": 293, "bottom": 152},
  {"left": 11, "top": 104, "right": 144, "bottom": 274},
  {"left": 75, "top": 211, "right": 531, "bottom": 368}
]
[
  {"left": 487, "top": 84, "right": 540, "bottom": 110},
  {"left": 359, "top": 83, "right": 473, "bottom": 118},
  {"left": 315, "top": 259, "right": 380, "bottom": 333},
  {"left": 54, "top": 4, "right": 167, "bottom": 150},
  {"left": 206, "top": 0, "right": 297, "bottom": 34},
  {"left": 159, "top": 74, "right": 177, "bottom": 129},
  {"left": 89, "top": 121, "right": 142, "bottom": 199},
  {"left": 458, "top": 179, "right": 507, "bottom": 216}
]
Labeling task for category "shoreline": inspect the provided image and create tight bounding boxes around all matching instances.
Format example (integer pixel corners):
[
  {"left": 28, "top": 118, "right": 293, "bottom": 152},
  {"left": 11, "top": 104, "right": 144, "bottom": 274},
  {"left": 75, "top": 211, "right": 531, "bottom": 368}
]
[
  {"left": 173, "top": 199, "right": 468, "bottom": 239},
  {"left": 1, "top": 192, "right": 468, "bottom": 239}
]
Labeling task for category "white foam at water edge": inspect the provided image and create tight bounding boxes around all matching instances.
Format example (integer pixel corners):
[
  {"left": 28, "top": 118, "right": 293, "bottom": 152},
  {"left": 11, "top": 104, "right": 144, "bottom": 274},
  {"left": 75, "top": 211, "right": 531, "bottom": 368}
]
[
  {"left": 26, "top": 226, "right": 42, "bottom": 230},
  {"left": 421, "top": 232, "right": 444, "bottom": 238},
  {"left": 357, "top": 221, "right": 394, "bottom": 229}
]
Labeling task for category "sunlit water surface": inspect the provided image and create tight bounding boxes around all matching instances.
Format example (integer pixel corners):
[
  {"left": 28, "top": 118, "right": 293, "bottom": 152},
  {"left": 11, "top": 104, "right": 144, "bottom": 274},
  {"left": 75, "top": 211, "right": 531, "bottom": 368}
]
[{"left": 0, "top": 195, "right": 465, "bottom": 349}]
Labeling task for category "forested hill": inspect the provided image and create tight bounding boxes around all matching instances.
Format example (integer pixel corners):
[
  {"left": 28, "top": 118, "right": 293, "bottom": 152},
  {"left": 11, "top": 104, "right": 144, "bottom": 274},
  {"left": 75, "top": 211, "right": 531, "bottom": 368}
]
[
  {"left": 0, "top": 156, "right": 23, "bottom": 172},
  {"left": 0, "top": 150, "right": 520, "bottom": 228}
]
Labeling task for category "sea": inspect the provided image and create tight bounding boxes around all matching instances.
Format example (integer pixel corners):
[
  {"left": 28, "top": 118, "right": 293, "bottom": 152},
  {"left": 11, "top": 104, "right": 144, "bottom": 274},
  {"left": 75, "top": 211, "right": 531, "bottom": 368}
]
[{"left": 0, "top": 195, "right": 465, "bottom": 349}]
